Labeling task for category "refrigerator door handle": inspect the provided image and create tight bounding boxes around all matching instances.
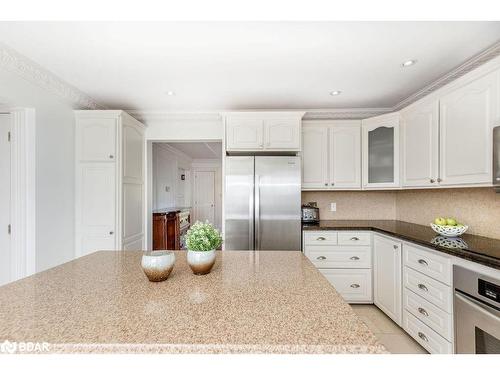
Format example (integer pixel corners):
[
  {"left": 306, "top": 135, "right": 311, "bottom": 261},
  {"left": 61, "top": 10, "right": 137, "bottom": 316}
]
[
  {"left": 255, "top": 174, "right": 260, "bottom": 251},
  {"left": 248, "top": 174, "right": 254, "bottom": 250}
]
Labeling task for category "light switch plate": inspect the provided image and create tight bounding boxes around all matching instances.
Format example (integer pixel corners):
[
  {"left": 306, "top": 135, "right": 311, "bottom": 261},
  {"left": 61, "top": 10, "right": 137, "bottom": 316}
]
[{"left": 330, "top": 202, "right": 336, "bottom": 212}]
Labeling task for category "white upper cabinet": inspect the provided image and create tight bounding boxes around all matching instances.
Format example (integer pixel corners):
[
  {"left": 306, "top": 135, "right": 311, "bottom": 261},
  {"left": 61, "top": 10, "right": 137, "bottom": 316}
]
[
  {"left": 225, "top": 118, "right": 264, "bottom": 150},
  {"left": 301, "top": 121, "right": 361, "bottom": 190},
  {"left": 77, "top": 118, "right": 116, "bottom": 161},
  {"left": 330, "top": 125, "right": 361, "bottom": 189},
  {"left": 302, "top": 126, "right": 329, "bottom": 188},
  {"left": 362, "top": 113, "right": 400, "bottom": 189},
  {"left": 373, "top": 234, "right": 402, "bottom": 326},
  {"left": 401, "top": 100, "right": 439, "bottom": 187},
  {"left": 264, "top": 118, "right": 301, "bottom": 149},
  {"left": 225, "top": 112, "right": 303, "bottom": 152},
  {"left": 439, "top": 70, "right": 499, "bottom": 186}
]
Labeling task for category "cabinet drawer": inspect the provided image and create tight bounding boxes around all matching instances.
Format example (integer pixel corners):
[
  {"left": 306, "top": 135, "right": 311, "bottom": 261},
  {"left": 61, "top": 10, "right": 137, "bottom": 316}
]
[
  {"left": 306, "top": 246, "right": 371, "bottom": 268},
  {"left": 404, "top": 244, "right": 451, "bottom": 285},
  {"left": 404, "top": 267, "right": 452, "bottom": 313},
  {"left": 403, "top": 288, "right": 453, "bottom": 340},
  {"left": 403, "top": 311, "right": 452, "bottom": 354},
  {"left": 319, "top": 268, "right": 372, "bottom": 303},
  {"left": 337, "top": 232, "right": 371, "bottom": 246},
  {"left": 303, "top": 231, "right": 337, "bottom": 245}
]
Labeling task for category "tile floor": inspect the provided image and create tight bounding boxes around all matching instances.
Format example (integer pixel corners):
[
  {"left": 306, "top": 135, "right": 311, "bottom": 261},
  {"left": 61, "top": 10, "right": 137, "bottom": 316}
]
[{"left": 351, "top": 304, "right": 428, "bottom": 354}]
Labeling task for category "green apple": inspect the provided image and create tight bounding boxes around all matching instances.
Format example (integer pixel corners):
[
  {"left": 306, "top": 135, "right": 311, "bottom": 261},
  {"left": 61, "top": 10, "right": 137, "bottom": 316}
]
[
  {"left": 446, "top": 218, "right": 457, "bottom": 226},
  {"left": 434, "top": 217, "right": 447, "bottom": 225}
]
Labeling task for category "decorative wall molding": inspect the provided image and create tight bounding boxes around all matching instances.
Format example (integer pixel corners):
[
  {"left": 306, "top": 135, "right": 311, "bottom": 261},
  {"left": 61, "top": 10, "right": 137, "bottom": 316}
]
[
  {"left": 127, "top": 110, "right": 222, "bottom": 123},
  {"left": 393, "top": 40, "right": 500, "bottom": 111},
  {"left": 0, "top": 43, "right": 102, "bottom": 110},
  {"left": 303, "top": 108, "right": 392, "bottom": 120}
]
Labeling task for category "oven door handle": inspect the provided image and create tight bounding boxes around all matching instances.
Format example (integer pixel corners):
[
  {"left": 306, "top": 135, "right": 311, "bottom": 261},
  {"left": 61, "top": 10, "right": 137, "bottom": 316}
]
[{"left": 455, "top": 290, "right": 500, "bottom": 319}]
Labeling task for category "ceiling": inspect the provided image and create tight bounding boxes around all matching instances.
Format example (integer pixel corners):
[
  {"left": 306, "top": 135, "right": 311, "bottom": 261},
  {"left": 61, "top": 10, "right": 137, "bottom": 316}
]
[
  {"left": 1, "top": 22, "right": 500, "bottom": 111},
  {"left": 165, "top": 142, "right": 222, "bottom": 159}
]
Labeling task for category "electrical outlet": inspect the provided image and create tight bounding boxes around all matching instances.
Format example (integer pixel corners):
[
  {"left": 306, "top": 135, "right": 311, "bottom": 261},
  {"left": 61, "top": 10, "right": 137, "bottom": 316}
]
[{"left": 330, "top": 202, "right": 337, "bottom": 212}]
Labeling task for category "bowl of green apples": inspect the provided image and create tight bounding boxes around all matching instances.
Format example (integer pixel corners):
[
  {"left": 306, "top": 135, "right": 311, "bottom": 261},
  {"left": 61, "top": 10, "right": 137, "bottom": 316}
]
[{"left": 430, "top": 217, "right": 468, "bottom": 237}]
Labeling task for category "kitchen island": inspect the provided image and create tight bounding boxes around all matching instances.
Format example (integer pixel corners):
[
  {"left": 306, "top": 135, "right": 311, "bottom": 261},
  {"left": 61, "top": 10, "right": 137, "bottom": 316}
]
[{"left": 0, "top": 251, "right": 386, "bottom": 354}]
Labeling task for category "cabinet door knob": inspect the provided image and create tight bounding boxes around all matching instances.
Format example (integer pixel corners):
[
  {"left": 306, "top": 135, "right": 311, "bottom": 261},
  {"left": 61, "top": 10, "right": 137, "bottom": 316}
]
[
  {"left": 350, "top": 237, "right": 359, "bottom": 241},
  {"left": 109, "top": 155, "right": 114, "bottom": 159},
  {"left": 418, "top": 283, "right": 428, "bottom": 292},
  {"left": 393, "top": 245, "right": 399, "bottom": 250},
  {"left": 324, "top": 183, "right": 328, "bottom": 186},
  {"left": 350, "top": 283, "right": 360, "bottom": 289},
  {"left": 418, "top": 259, "right": 428, "bottom": 266},
  {"left": 330, "top": 183, "right": 334, "bottom": 186},
  {"left": 350, "top": 256, "right": 360, "bottom": 261},
  {"left": 316, "top": 237, "right": 326, "bottom": 241},
  {"left": 109, "top": 231, "right": 114, "bottom": 235},
  {"left": 418, "top": 307, "right": 429, "bottom": 317},
  {"left": 316, "top": 256, "right": 326, "bottom": 260},
  {"left": 418, "top": 332, "right": 428, "bottom": 342},
  {"left": 437, "top": 178, "right": 442, "bottom": 183},
  {"left": 430, "top": 179, "right": 435, "bottom": 183}
]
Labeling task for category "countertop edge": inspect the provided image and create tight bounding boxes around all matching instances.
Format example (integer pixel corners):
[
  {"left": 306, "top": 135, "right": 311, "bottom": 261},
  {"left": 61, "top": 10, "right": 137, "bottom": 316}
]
[{"left": 44, "top": 342, "right": 388, "bottom": 354}]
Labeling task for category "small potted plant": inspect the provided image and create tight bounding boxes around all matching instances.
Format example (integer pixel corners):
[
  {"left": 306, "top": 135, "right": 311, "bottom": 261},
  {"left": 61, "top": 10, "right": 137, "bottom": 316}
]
[{"left": 185, "top": 221, "right": 222, "bottom": 275}]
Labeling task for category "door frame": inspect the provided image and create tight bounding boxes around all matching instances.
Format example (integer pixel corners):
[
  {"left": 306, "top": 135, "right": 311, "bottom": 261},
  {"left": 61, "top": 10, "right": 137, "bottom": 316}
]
[{"left": 0, "top": 107, "right": 36, "bottom": 280}]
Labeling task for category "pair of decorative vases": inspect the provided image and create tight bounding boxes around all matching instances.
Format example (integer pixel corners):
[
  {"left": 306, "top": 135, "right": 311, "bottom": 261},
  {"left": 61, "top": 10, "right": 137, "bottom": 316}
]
[{"left": 141, "top": 249, "right": 216, "bottom": 282}]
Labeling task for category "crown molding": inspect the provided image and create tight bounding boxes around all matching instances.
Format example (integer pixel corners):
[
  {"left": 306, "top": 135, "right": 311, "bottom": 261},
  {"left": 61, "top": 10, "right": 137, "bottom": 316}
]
[
  {"left": 0, "top": 43, "right": 102, "bottom": 110},
  {"left": 393, "top": 40, "right": 500, "bottom": 111},
  {"left": 127, "top": 110, "right": 222, "bottom": 123},
  {"left": 303, "top": 108, "right": 392, "bottom": 120}
]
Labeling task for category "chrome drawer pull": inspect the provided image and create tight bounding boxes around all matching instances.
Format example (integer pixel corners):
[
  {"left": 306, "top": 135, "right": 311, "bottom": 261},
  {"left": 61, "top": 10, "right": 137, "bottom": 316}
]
[
  {"left": 350, "top": 284, "right": 360, "bottom": 289},
  {"left": 316, "top": 256, "right": 327, "bottom": 260},
  {"left": 418, "top": 307, "right": 429, "bottom": 317},
  {"left": 418, "top": 259, "right": 428, "bottom": 266},
  {"left": 418, "top": 332, "right": 428, "bottom": 342},
  {"left": 316, "top": 237, "right": 326, "bottom": 241},
  {"left": 350, "top": 237, "right": 359, "bottom": 241},
  {"left": 350, "top": 256, "right": 360, "bottom": 261},
  {"left": 418, "top": 283, "right": 428, "bottom": 292}
]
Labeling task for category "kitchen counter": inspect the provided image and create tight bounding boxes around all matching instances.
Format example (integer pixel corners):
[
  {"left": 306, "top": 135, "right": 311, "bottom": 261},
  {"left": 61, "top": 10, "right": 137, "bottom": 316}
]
[
  {"left": 303, "top": 220, "right": 500, "bottom": 270},
  {"left": 0, "top": 251, "right": 386, "bottom": 354},
  {"left": 152, "top": 207, "right": 191, "bottom": 214}
]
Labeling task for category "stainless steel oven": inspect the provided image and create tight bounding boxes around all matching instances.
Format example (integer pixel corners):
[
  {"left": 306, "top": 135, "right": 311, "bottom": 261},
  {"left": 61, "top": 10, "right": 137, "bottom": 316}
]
[{"left": 454, "top": 265, "right": 500, "bottom": 353}]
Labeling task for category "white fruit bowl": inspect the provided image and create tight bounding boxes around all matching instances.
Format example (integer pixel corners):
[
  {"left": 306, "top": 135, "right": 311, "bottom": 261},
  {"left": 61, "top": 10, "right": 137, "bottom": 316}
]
[{"left": 430, "top": 223, "right": 468, "bottom": 237}]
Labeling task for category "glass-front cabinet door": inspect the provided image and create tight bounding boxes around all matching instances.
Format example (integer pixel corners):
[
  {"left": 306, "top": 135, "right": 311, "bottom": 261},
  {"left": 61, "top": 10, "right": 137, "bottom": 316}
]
[{"left": 362, "top": 113, "right": 400, "bottom": 188}]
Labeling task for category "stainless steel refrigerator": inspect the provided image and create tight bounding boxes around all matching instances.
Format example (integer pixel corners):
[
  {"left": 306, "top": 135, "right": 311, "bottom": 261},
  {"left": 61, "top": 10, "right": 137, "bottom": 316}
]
[{"left": 224, "top": 156, "right": 301, "bottom": 251}]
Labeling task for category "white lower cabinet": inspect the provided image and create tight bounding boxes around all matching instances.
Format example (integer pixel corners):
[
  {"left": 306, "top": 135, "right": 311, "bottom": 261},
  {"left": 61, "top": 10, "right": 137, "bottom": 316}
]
[
  {"left": 319, "top": 268, "right": 372, "bottom": 303},
  {"left": 403, "top": 311, "right": 453, "bottom": 354},
  {"left": 373, "top": 234, "right": 402, "bottom": 325},
  {"left": 303, "top": 230, "right": 372, "bottom": 304}
]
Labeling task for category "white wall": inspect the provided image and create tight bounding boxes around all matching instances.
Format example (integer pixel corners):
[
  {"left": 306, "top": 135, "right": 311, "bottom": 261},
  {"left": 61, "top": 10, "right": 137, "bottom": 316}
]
[
  {"left": 145, "top": 117, "right": 223, "bottom": 141},
  {"left": 0, "top": 68, "right": 76, "bottom": 272}
]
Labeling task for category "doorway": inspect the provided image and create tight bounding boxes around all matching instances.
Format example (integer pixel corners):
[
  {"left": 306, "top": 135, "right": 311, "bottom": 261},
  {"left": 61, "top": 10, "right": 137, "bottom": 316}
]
[{"left": 193, "top": 170, "right": 216, "bottom": 224}]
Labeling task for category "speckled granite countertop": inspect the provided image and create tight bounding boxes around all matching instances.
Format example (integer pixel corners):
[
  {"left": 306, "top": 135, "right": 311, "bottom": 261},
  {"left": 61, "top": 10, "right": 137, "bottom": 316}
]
[
  {"left": 0, "top": 251, "right": 386, "bottom": 354},
  {"left": 303, "top": 220, "right": 500, "bottom": 270}
]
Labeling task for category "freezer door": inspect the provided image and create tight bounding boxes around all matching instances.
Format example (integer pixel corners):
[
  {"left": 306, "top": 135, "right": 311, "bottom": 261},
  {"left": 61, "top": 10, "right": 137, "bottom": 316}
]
[
  {"left": 255, "top": 156, "right": 301, "bottom": 251},
  {"left": 224, "top": 156, "right": 254, "bottom": 250}
]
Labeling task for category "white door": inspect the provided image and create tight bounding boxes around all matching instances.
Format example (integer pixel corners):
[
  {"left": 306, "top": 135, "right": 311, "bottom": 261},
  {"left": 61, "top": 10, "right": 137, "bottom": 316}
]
[
  {"left": 362, "top": 113, "right": 400, "bottom": 189},
  {"left": 193, "top": 171, "right": 215, "bottom": 225},
  {"left": 439, "top": 71, "right": 499, "bottom": 186},
  {"left": 401, "top": 100, "right": 439, "bottom": 187},
  {"left": 330, "top": 124, "right": 361, "bottom": 189},
  {"left": 264, "top": 118, "right": 300, "bottom": 150},
  {"left": 0, "top": 114, "right": 12, "bottom": 285},
  {"left": 225, "top": 119, "right": 264, "bottom": 150},
  {"left": 374, "top": 235, "right": 402, "bottom": 326},
  {"left": 301, "top": 126, "right": 329, "bottom": 189},
  {"left": 76, "top": 163, "right": 116, "bottom": 256},
  {"left": 76, "top": 118, "right": 117, "bottom": 161}
]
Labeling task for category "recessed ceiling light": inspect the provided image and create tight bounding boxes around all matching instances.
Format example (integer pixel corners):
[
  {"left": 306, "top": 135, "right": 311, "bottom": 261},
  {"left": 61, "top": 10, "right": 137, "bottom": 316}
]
[
  {"left": 330, "top": 90, "right": 342, "bottom": 96},
  {"left": 402, "top": 59, "right": 417, "bottom": 68},
  {"left": 166, "top": 91, "right": 176, "bottom": 96}
]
